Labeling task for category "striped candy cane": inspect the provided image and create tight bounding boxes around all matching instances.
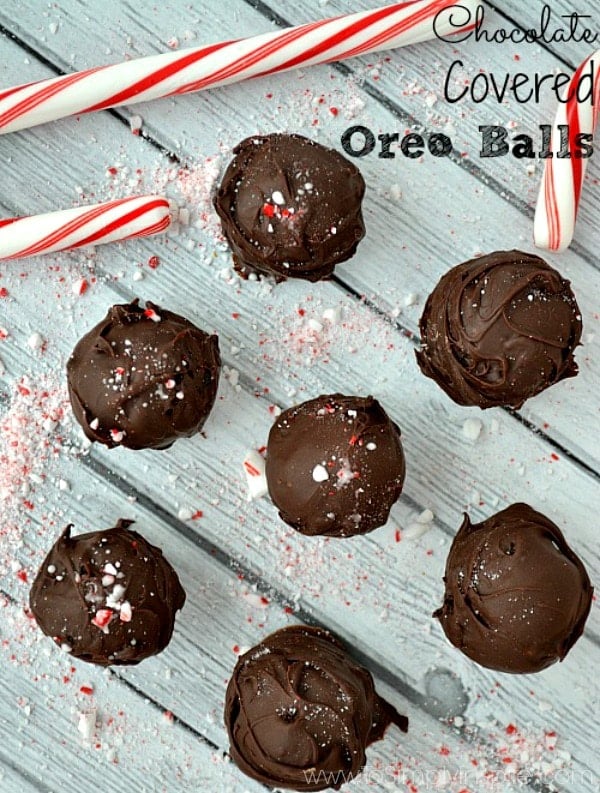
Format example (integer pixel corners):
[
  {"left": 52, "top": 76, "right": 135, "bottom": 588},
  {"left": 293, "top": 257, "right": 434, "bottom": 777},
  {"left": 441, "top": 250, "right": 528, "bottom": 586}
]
[
  {"left": 534, "top": 49, "right": 600, "bottom": 252},
  {"left": 0, "top": 0, "right": 477, "bottom": 134},
  {"left": 0, "top": 195, "right": 172, "bottom": 260}
]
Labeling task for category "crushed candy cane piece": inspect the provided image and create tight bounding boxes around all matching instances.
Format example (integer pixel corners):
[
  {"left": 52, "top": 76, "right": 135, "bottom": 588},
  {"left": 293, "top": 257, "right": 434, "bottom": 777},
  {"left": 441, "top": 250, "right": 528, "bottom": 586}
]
[{"left": 243, "top": 450, "right": 268, "bottom": 501}]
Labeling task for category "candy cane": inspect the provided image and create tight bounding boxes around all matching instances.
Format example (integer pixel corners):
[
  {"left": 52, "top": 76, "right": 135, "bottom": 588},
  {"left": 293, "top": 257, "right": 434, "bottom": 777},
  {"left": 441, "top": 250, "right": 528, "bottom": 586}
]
[
  {"left": 0, "top": 195, "right": 172, "bottom": 260},
  {"left": 534, "top": 49, "right": 600, "bottom": 252},
  {"left": 0, "top": 0, "right": 477, "bottom": 134}
]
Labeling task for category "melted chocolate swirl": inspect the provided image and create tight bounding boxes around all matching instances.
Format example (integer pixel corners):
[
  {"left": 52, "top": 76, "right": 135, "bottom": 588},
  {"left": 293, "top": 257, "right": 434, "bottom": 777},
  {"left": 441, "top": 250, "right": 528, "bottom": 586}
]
[
  {"left": 416, "top": 250, "right": 582, "bottom": 409},
  {"left": 434, "top": 503, "right": 593, "bottom": 674},
  {"left": 225, "top": 626, "right": 408, "bottom": 791}
]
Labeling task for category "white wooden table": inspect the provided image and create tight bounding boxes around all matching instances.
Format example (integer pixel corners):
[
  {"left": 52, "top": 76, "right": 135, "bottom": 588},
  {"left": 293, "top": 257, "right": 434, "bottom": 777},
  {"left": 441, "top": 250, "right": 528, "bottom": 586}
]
[{"left": 1, "top": 1, "right": 599, "bottom": 791}]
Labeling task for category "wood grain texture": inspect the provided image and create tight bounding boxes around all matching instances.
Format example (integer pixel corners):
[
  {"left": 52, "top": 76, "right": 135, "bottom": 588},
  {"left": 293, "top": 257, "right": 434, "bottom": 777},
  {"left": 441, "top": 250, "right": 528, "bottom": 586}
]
[
  {"left": 2, "top": 0, "right": 599, "bottom": 473},
  {"left": 0, "top": 2, "right": 599, "bottom": 791}
]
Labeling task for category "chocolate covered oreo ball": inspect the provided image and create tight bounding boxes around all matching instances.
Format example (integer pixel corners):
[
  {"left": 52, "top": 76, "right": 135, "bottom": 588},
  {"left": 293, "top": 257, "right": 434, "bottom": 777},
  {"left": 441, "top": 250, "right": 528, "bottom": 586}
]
[
  {"left": 225, "top": 625, "right": 408, "bottom": 791},
  {"left": 416, "top": 250, "right": 582, "bottom": 409},
  {"left": 434, "top": 504, "right": 593, "bottom": 674},
  {"left": 214, "top": 133, "right": 365, "bottom": 281},
  {"left": 266, "top": 395, "right": 405, "bottom": 538},
  {"left": 29, "top": 520, "right": 186, "bottom": 666},
  {"left": 67, "top": 300, "right": 220, "bottom": 450}
]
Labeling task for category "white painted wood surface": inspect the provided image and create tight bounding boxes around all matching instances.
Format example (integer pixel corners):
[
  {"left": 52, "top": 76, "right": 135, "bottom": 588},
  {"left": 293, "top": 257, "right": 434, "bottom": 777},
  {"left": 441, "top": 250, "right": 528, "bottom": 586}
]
[{"left": 1, "top": 1, "right": 599, "bottom": 791}]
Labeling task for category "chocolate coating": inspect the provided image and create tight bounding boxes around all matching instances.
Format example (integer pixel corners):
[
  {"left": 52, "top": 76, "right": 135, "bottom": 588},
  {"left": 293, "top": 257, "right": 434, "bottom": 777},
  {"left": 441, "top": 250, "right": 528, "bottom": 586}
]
[
  {"left": 416, "top": 250, "right": 582, "bottom": 409},
  {"left": 434, "top": 503, "right": 593, "bottom": 674},
  {"left": 29, "top": 520, "right": 186, "bottom": 666},
  {"left": 67, "top": 300, "right": 220, "bottom": 450},
  {"left": 214, "top": 133, "right": 366, "bottom": 281},
  {"left": 225, "top": 625, "right": 408, "bottom": 791},
  {"left": 266, "top": 395, "right": 405, "bottom": 538}
]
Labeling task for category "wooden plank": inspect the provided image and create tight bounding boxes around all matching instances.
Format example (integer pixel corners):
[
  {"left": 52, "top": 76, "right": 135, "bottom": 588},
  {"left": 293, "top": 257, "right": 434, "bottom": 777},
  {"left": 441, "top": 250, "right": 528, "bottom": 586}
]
[
  {"left": 0, "top": 4, "right": 599, "bottom": 792},
  {"left": 0, "top": 454, "right": 545, "bottom": 793},
  {"left": 493, "top": 0, "right": 599, "bottom": 66},
  {"left": 1, "top": 0, "right": 599, "bottom": 474},
  {"left": 1, "top": 261, "right": 598, "bottom": 790},
  {"left": 0, "top": 595, "right": 264, "bottom": 793},
  {"left": 0, "top": 761, "right": 43, "bottom": 793}
]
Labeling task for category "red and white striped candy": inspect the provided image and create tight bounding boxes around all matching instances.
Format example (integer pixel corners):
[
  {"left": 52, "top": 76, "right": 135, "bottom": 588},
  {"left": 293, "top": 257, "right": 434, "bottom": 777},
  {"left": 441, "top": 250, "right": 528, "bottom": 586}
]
[
  {"left": 534, "top": 49, "right": 600, "bottom": 252},
  {"left": 243, "top": 449, "right": 268, "bottom": 501},
  {"left": 0, "top": 0, "right": 477, "bottom": 134},
  {"left": 0, "top": 195, "right": 171, "bottom": 261}
]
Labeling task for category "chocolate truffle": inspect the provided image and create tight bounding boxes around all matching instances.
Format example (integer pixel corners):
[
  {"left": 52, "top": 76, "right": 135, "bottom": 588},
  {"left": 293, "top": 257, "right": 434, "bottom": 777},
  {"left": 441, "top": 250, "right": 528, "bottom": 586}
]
[
  {"left": 416, "top": 250, "right": 582, "bottom": 409},
  {"left": 29, "top": 520, "right": 186, "bottom": 666},
  {"left": 266, "top": 395, "right": 405, "bottom": 538},
  {"left": 225, "top": 625, "right": 408, "bottom": 791},
  {"left": 214, "top": 133, "right": 365, "bottom": 281},
  {"left": 434, "top": 503, "right": 593, "bottom": 674},
  {"left": 67, "top": 300, "right": 220, "bottom": 450}
]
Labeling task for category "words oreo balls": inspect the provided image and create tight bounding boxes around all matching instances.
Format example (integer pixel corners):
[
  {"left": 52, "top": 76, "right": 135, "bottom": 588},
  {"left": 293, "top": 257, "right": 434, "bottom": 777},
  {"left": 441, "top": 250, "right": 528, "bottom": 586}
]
[
  {"left": 224, "top": 625, "right": 408, "bottom": 790},
  {"left": 434, "top": 503, "right": 593, "bottom": 674},
  {"left": 214, "top": 133, "right": 366, "bottom": 281},
  {"left": 416, "top": 250, "right": 582, "bottom": 409},
  {"left": 265, "top": 394, "right": 406, "bottom": 537},
  {"left": 67, "top": 299, "right": 220, "bottom": 450},
  {"left": 29, "top": 520, "right": 186, "bottom": 666}
]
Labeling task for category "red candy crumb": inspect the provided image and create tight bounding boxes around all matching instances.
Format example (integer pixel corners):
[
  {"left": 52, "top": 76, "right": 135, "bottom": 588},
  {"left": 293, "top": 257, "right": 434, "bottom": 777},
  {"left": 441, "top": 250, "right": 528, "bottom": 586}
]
[{"left": 92, "top": 609, "right": 112, "bottom": 629}]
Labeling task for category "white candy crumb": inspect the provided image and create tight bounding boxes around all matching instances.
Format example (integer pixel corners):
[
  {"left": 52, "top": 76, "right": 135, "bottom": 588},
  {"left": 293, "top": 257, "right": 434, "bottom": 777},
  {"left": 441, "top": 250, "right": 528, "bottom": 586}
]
[
  {"left": 462, "top": 418, "right": 483, "bottom": 441},
  {"left": 77, "top": 708, "right": 97, "bottom": 743},
  {"left": 224, "top": 367, "right": 239, "bottom": 388},
  {"left": 403, "top": 293, "right": 418, "bottom": 307},
  {"left": 403, "top": 509, "right": 434, "bottom": 540},
  {"left": 27, "top": 332, "right": 44, "bottom": 350},
  {"left": 129, "top": 114, "right": 143, "bottom": 133},
  {"left": 322, "top": 307, "right": 340, "bottom": 325},
  {"left": 389, "top": 184, "right": 402, "bottom": 201},
  {"left": 242, "top": 591, "right": 269, "bottom": 609},
  {"left": 312, "top": 464, "right": 329, "bottom": 483},
  {"left": 177, "top": 507, "right": 193, "bottom": 521}
]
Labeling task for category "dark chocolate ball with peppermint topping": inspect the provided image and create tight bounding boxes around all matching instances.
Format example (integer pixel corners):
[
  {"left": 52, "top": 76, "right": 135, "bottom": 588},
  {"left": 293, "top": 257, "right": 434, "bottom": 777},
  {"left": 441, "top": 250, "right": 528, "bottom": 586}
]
[
  {"left": 416, "top": 250, "right": 582, "bottom": 409},
  {"left": 214, "top": 133, "right": 366, "bottom": 281},
  {"left": 29, "top": 520, "right": 186, "bottom": 666},
  {"left": 225, "top": 625, "right": 408, "bottom": 791},
  {"left": 434, "top": 503, "right": 593, "bottom": 674},
  {"left": 265, "top": 394, "right": 406, "bottom": 537},
  {"left": 67, "top": 299, "right": 220, "bottom": 450}
]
